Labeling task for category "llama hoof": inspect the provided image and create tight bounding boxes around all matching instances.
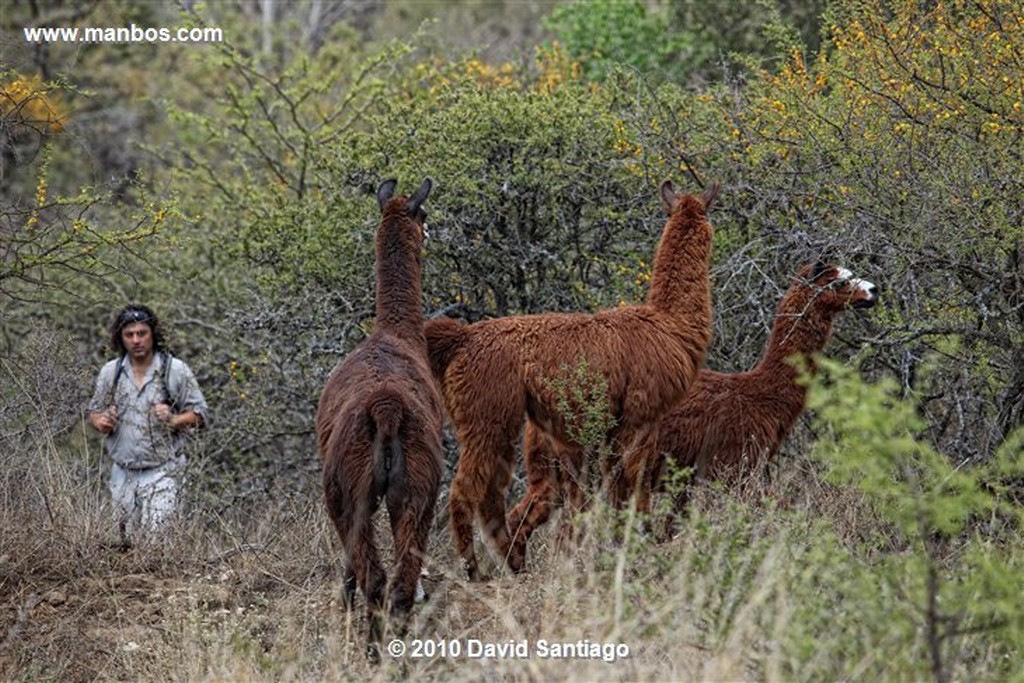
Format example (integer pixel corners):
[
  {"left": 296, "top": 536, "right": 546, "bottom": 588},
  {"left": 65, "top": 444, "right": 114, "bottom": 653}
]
[
  {"left": 466, "top": 569, "right": 489, "bottom": 582},
  {"left": 340, "top": 586, "right": 357, "bottom": 611},
  {"left": 506, "top": 550, "right": 526, "bottom": 574}
]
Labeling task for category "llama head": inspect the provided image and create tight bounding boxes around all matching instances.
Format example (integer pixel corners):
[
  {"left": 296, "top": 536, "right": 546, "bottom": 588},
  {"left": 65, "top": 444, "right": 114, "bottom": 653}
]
[
  {"left": 660, "top": 179, "right": 720, "bottom": 216},
  {"left": 376, "top": 177, "right": 433, "bottom": 245},
  {"left": 800, "top": 261, "right": 879, "bottom": 311}
]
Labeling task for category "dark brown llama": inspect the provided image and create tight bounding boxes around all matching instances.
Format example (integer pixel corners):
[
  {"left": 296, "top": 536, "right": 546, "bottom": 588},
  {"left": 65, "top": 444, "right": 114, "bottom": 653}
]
[
  {"left": 510, "top": 262, "right": 879, "bottom": 553},
  {"left": 316, "top": 177, "right": 443, "bottom": 662},
  {"left": 426, "top": 180, "right": 718, "bottom": 580}
]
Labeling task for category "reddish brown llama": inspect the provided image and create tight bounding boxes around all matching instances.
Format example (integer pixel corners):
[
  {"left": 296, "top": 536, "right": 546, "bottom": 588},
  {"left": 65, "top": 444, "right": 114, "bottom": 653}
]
[
  {"left": 512, "top": 262, "right": 879, "bottom": 550},
  {"left": 426, "top": 180, "right": 718, "bottom": 580},
  {"left": 316, "top": 177, "right": 443, "bottom": 662},
  {"left": 633, "top": 261, "right": 879, "bottom": 495}
]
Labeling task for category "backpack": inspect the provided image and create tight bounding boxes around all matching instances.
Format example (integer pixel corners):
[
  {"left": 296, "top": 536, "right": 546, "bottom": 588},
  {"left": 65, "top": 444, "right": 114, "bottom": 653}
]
[{"left": 108, "top": 351, "right": 175, "bottom": 407}]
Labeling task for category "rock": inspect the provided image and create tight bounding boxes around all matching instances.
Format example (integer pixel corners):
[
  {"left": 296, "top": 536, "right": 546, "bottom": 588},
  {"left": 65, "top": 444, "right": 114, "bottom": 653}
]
[{"left": 44, "top": 589, "right": 67, "bottom": 606}]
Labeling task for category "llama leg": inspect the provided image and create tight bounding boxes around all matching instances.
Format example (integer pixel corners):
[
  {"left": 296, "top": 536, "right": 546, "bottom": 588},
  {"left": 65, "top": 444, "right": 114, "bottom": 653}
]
[
  {"left": 341, "top": 563, "right": 357, "bottom": 610},
  {"left": 449, "top": 426, "right": 517, "bottom": 580},
  {"left": 386, "top": 507, "right": 419, "bottom": 632},
  {"left": 477, "top": 440, "right": 518, "bottom": 572},
  {"left": 361, "top": 548, "right": 387, "bottom": 664},
  {"left": 507, "top": 428, "right": 559, "bottom": 572},
  {"left": 411, "top": 496, "right": 437, "bottom": 604},
  {"left": 448, "top": 427, "right": 492, "bottom": 581},
  {"left": 628, "top": 440, "right": 658, "bottom": 516},
  {"left": 328, "top": 510, "right": 361, "bottom": 610},
  {"left": 610, "top": 423, "right": 658, "bottom": 512},
  {"left": 658, "top": 486, "right": 692, "bottom": 542},
  {"left": 480, "top": 478, "right": 512, "bottom": 572},
  {"left": 386, "top": 487, "right": 438, "bottom": 633},
  {"left": 386, "top": 453, "right": 440, "bottom": 614},
  {"left": 337, "top": 496, "right": 386, "bottom": 663},
  {"left": 448, "top": 381, "right": 525, "bottom": 580},
  {"left": 600, "top": 443, "right": 629, "bottom": 509},
  {"left": 555, "top": 451, "right": 587, "bottom": 551},
  {"left": 506, "top": 481, "right": 555, "bottom": 572},
  {"left": 448, "top": 480, "right": 481, "bottom": 581},
  {"left": 324, "top": 474, "right": 371, "bottom": 611}
]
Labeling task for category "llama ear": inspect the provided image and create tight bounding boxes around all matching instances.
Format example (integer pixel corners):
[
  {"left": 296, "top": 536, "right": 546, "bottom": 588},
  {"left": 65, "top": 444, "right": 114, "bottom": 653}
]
[
  {"left": 701, "top": 181, "right": 721, "bottom": 211},
  {"left": 810, "top": 259, "right": 830, "bottom": 280},
  {"left": 408, "top": 177, "right": 433, "bottom": 217},
  {"left": 660, "top": 180, "right": 676, "bottom": 215},
  {"left": 377, "top": 179, "right": 398, "bottom": 212}
]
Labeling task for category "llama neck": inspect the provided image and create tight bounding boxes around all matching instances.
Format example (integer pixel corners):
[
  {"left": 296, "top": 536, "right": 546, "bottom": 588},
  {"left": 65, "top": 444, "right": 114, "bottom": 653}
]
[
  {"left": 646, "top": 197, "right": 713, "bottom": 319},
  {"left": 374, "top": 215, "right": 424, "bottom": 340},
  {"left": 755, "top": 294, "right": 837, "bottom": 383}
]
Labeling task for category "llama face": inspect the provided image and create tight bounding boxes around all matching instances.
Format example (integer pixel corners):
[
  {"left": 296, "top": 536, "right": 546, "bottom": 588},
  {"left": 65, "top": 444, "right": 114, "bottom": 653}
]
[
  {"left": 813, "top": 265, "right": 879, "bottom": 310},
  {"left": 802, "top": 263, "right": 878, "bottom": 310}
]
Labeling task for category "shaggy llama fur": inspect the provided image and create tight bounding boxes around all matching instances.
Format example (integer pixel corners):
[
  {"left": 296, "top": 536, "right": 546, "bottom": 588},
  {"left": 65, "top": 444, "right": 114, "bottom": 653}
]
[
  {"left": 426, "top": 180, "right": 718, "bottom": 580},
  {"left": 512, "top": 262, "right": 879, "bottom": 553},
  {"left": 316, "top": 178, "right": 442, "bottom": 661}
]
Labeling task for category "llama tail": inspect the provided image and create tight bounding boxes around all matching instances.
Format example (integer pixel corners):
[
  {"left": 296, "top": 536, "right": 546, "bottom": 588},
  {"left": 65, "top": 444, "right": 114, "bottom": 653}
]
[
  {"left": 424, "top": 316, "right": 469, "bottom": 381},
  {"left": 368, "top": 391, "right": 405, "bottom": 493}
]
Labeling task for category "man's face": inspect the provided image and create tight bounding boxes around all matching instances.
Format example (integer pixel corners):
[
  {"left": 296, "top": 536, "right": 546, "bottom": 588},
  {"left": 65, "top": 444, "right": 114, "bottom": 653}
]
[{"left": 121, "top": 321, "right": 154, "bottom": 361}]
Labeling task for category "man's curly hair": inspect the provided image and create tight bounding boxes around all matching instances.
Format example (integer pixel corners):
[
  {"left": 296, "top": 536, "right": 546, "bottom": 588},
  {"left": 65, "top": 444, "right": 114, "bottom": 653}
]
[{"left": 109, "top": 304, "right": 166, "bottom": 355}]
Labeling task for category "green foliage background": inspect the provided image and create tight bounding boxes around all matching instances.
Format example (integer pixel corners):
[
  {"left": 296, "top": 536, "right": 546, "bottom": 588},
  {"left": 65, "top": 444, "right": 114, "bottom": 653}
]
[{"left": 2, "top": 0, "right": 1023, "bottom": 680}]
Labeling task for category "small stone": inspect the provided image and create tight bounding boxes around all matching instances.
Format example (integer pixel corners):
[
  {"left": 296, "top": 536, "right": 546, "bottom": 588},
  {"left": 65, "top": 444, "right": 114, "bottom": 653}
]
[{"left": 44, "top": 589, "right": 67, "bottom": 606}]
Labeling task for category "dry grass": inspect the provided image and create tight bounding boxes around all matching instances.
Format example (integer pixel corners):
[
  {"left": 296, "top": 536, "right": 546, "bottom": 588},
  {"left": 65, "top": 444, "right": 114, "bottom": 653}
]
[
  {"left": 0, "top": 428, "right": 776, "bottom": 682},
  {"left": 2, "top": 427, "right": 1019, "bottom": 682}
]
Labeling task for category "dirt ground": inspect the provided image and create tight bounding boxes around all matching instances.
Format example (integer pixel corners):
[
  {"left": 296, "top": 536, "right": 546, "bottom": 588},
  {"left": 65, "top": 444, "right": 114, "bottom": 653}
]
[{"left": 0, "top": 516, "right": 578, "bottom": 682}]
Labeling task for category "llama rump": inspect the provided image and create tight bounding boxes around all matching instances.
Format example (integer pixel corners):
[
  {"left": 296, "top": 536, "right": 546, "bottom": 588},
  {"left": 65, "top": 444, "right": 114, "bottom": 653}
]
[
  {"left": 426, "top": 180, "right": 718, "bottom": 580},
  {"left": 316, "top": 178, "right": 443, "bottom": 662},
  {"left": 513, "top": 262, "right": 879, "bottom": 549}
]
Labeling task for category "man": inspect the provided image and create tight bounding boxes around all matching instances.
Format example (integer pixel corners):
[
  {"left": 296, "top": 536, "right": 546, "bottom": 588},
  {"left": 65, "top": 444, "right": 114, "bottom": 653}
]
[{"left": 87, "top": 304, "right": 210, "bottom": 545}]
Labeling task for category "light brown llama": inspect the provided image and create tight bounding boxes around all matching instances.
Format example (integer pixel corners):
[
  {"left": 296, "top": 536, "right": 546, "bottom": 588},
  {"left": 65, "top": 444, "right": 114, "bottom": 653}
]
[
  {"left": 426, "top": 180, "right": 718, "bottom": 580},
  {"left": 509, "top": 262, "right": 879, "bottom": 557},
  {"left": 316, "top": 178, "right": 443, "bottom": 662}
]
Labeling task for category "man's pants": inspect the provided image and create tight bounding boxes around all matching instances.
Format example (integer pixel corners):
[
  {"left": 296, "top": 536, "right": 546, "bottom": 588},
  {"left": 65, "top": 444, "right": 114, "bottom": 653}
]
[{"left": 109, "top": 458, "right": 185, "bottom": 542}]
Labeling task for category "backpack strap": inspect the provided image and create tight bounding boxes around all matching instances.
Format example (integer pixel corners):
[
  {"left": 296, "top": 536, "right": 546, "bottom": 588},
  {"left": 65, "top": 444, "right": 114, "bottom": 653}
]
[
  {"left": 107, "top": 352, "right": 176, "bottom": 407},
  {"left": 107, "top": 354, "right": 126, "bottom": 407},
  {"left": 161, "top": 350, "right": 176, "bottom": 407}
]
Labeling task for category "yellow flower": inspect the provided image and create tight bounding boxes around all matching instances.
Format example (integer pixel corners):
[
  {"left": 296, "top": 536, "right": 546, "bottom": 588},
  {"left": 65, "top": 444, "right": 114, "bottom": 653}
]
[{"left": 0, "top": 75, "right": 68, "bottom": 133}]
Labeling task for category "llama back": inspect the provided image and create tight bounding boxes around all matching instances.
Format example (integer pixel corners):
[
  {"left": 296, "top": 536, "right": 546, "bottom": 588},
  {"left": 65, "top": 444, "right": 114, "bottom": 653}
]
[
  {"left": 461, "top": 307, "right": 706, "bottom": 431},
  {"left": 319, "top": 332, "right": 440, "bottom": 434}
]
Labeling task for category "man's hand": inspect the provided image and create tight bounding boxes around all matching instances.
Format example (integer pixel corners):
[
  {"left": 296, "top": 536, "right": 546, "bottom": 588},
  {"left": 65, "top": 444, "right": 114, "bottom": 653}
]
[
  {"left": 90, "top": 406, "right": 118, "bottom": 435},
  {"left": 153, "top": 402, "right": 173, "bottom": 424},
  {"left": 154, "top": 404, "right": 201, "bottom": 431}
]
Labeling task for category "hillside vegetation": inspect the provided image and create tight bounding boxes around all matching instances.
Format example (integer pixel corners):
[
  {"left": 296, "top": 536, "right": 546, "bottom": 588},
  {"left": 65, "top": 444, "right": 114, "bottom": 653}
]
[{"left": 2, "top": 1, "right": 1023, "bottom": 680}]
